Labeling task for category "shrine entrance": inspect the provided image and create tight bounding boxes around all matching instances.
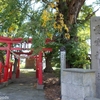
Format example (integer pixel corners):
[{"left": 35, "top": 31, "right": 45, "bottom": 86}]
[{"left": 0, "top": 36, "right": 52, "bottom": 89}]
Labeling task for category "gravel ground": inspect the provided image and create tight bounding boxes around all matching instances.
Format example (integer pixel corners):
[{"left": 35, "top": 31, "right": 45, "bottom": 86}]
[{"left": 0, "top": 69, "right": 47, "bottom": 100}]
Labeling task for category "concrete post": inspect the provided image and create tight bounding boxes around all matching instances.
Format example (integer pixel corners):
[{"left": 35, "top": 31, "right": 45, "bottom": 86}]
[
  {"left": 60, "top": 46, "right": 66, "bottom": 99},
  {"left": 60, "top": 46, "right": 66, "bottom": 70}
]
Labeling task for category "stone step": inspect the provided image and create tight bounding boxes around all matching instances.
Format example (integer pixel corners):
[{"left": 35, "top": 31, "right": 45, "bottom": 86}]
[{"left": 85, "top": 97, "right": 100, "bottom": 100}]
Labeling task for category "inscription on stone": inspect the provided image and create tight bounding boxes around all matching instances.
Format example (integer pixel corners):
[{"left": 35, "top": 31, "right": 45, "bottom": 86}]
[
  {"left": 94, "top": 25, "right": 100, "bottom": 34},
  {"left": 94, "top": 38, "right": 100, "bottom": 46},
  {"left": 91, "top": 17, "right": 100, "bottom": 98}
]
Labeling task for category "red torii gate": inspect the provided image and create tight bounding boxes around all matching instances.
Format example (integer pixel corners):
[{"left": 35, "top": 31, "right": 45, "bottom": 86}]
[{"left": 0, "top": 36, "right": 52, "bottom": 89}]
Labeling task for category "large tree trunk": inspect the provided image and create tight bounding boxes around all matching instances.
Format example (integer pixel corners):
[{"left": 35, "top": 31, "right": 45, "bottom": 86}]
[
  {"left": 57, "top": 0, "right": 86, "bottom": 68},
  {"left": 13, "top": 58, "right": 18, "bottom": 73},
  {"left": 59, "top": 0, "right": 85, "bottom": 25},
  {"left": 67, "top": 0, "right": 85, "bottom": 25},
  {"left": 44, "top": 52, "right": 53, "bottom": 73}
]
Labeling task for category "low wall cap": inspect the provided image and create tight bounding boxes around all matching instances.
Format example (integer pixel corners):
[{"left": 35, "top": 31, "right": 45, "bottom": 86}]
[{"left": 63, "top": 68, "right": 95, "bottom": 73}]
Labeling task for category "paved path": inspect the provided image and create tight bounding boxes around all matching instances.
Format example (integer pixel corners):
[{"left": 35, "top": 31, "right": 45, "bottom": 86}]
[{"left": 0, "top": 69, "right": 47, "bottom": 100}]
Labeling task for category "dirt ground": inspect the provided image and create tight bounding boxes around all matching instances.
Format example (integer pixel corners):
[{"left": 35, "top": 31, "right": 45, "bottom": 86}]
[
  {"left": 43, "top": 73, "right": 61, "bottom": 100},
  {"left": 0, "top": 69, "right": 61, "bottom": 100},
  {"left": 0, "top": 69, "right": 46, "bottom": 100}
]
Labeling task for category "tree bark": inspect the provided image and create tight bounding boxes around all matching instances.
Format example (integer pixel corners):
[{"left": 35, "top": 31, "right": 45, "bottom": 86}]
[
  {"left": 57, "top": 0, "right": 86, "bottom": 68},
  {"left": 59, "top": 0, "right": 85, "bottom": 25},
  {"left": 13, "top": 58, "right": 18, "bottom": 73},
  {"left": 44, "top": 52, "right": 53, "bottom": 73}
]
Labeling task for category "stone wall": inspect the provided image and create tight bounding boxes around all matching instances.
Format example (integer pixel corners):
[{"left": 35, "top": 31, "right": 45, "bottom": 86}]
[{"left": 61, "top": 68, "right": 96, "bottom": 100}]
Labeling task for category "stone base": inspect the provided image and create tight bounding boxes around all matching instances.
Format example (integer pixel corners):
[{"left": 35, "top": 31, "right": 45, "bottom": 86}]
[
  {"left": 85, "top": 97, "right": 100, "bottom": 100},
  {"left": 61, "top": 68, "right": 96, "bottom": 100},
  {"left": 0, "top": 79, "right": 13, "bottom": 88},
  {"left": 37, "top": 83, "right": 44, "bottom": 89}
]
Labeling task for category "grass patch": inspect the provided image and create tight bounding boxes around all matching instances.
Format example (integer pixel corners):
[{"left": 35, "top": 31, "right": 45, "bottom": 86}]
[{"left": 20, "top": 63, "right": 25, "bottom": 69}]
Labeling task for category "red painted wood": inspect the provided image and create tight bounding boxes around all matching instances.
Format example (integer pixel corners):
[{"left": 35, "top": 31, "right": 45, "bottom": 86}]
[
  {"left": 0, "top": 47, "right": 52, "bottom": 52},
  {"left": 0, "top": 36, "right": 52, "bottom": 44},
  {"left": 11, "top": 47, "right": 31, "bottom": 50},
  {"left": 0, "top": 62, "right": 2, "bottom": 83},
  {"left": 5, "top": 43, "right": 11, "bottom": 81},
  {"left": 43, "top": 48, "right": 52, "bottom": 52},
  {"left": 0, "top": 62, "right": 8, "bottom": 83},
  {"left": 0, "top": 47, "right": 7, "bottom": 50},
  {"left": 45, "top": 38, "right": 54, "bottom": 44},
  {"left": 4, "top": 65, "right": 8, "bottom": 81},
  {"left": 0, "top": 36, "right": 32, "bottom": 44},
  {"left": 5, "top": 44, "right": 11, "bottom": 66},
  {"left": 36, "top": 56, "right": 39, "bottom": 78},
  {"left": 8, "top": 62, "right": 13, "bottom": 79},
  {"left": 14, "top": 51, "right": 32, "bottom": 55},
  {"left": 38, "top": 52, "right": 43, "bottom": 85},
  {"left": 0, "top": 36, "right": 11, "bottom": 41},
  {"left": 0, "top": 36, "right": 53, "bottom": 84}
]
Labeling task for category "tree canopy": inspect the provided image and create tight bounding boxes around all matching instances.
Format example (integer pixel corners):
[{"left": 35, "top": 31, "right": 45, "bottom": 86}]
[{"left": 0, "top": 0, "right": 100, "bottom": 69}]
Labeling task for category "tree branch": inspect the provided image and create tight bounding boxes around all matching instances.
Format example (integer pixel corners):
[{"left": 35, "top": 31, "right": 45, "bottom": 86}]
[{"left": 85, "top": 7, "right": 100, "bottom": 21}]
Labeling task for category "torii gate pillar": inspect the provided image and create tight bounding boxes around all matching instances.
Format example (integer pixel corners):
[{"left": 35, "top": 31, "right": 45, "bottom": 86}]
[
  {"left": 5, "top": 43, "right": 11, "bottom": 81},
  {"left": 37, "top": 52, "right": 44, "bottom": 89},
  {"left": 5, "top": 43, "right": 11, "bottom": 66}
]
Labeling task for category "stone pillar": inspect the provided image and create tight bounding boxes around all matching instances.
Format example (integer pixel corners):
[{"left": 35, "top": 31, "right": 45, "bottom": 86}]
[
  {"left": 60, "top": 46, "right": 66, "bottom": 80},
  {"left": 91, "top": 17, "right": 100, "bottom": 98},
  {"left": 61, "top": 68, "right": 96, "bottom": 100},
  {"left": 60, "top": 46, "right": 66, "bottom": 98}
]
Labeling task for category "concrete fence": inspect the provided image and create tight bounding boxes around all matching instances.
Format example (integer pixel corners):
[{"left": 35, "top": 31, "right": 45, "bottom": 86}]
[
  {"left": 60, "top": 45, "right": 100, "bottom": 100},
  {"left": 61, "top": 68, "right": 100, "bottom": 100}
]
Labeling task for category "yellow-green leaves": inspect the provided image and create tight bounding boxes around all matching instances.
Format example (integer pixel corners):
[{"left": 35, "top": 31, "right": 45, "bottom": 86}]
[{"left": 41, "top": 10, "right": 51, "bottom": 27}]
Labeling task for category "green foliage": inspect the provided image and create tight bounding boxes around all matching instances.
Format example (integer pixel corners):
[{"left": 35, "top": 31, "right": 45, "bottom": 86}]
[
  {"left": 20, "top": 63, "right": 25, "bottom": 69},
  {"left": 63, "top": 4, "right": 92, "bottom": 68},
  {"left": 65, "top": 38, "right": 90, "bottom": 68},
  {"left": 0, "top": 0, "right": 31, "bottom": 35},
  {"left": 0, "top": 0, "right": 97, "bottom": 68},
  {"left": 46, "top": 4, "right": 93, "bottom": 69}
]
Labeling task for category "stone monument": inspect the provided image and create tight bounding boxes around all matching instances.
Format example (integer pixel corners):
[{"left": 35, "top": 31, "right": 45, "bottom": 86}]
[{"left": 91, "top": 16, "right": 100, "bottom": 98}]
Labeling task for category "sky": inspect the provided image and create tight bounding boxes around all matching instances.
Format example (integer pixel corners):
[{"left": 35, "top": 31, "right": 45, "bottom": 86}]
[
  {"left": 32, "top": 0, "right": 100, "bottom": 16},
  {"left": 86, "top": 0, "right": 100, "bottom": 16},
  {"left": 31, "top": 1, "right": 42, "bottom": 11},
  {"left": 86, "top": 0, "right": 100, "bottom": 53}
]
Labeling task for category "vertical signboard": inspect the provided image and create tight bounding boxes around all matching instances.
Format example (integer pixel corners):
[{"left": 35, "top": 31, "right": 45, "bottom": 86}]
[
  {"left": 60, "top": 46, "right": 66, "bottom": 99},
  {"left": 60, "top": 46, "right": 66, "bottom": 74}
]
